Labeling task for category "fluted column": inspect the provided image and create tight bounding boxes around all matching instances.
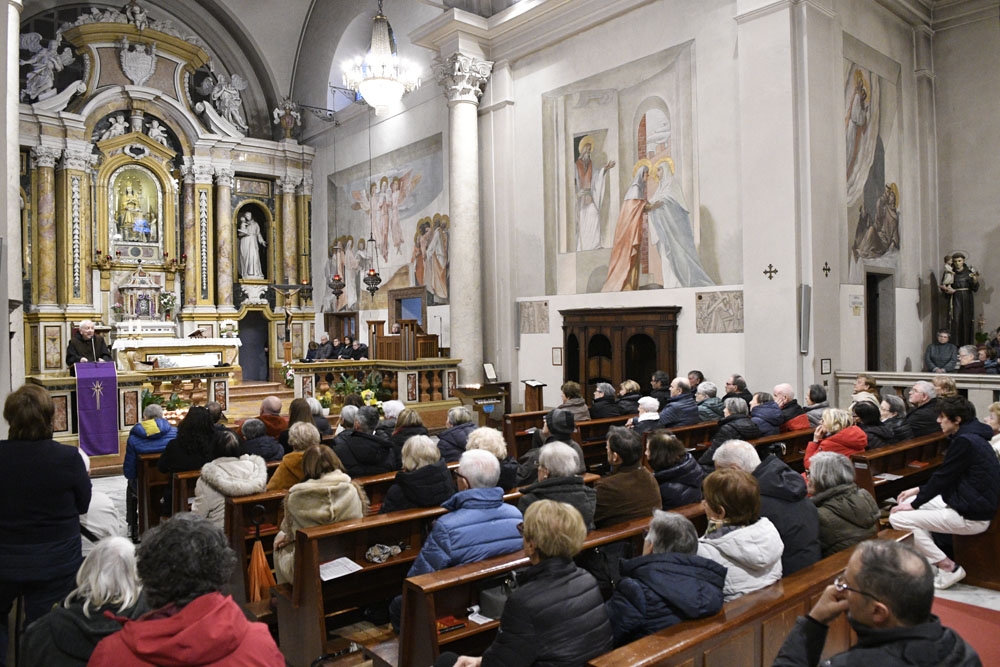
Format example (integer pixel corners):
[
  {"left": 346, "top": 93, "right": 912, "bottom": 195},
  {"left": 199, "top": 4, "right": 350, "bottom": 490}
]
[
  {"left": 181, "top": 163, "right": 196, "bottom": 307},
  {"left": 31, "top": 146, "right": 59, "bottom": 305},
  {"left": 438, "top": 53, "right": 493, "bottom": 383},
  {"left": 215, "top": 167, "right": 234, "bottom": 308}
]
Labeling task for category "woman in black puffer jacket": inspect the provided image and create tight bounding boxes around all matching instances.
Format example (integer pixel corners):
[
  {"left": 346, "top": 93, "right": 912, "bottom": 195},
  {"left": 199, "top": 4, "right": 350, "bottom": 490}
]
[
  {"left": 380, "top": 436, "right": 456, "bottom": 514},
  {"left": 589, "top": 383, "right": 622, "bottom": 419},
  {"left": 616, "top": 380, "right": 642, "bottom": 416},
  {"left": 699, "top": 398, "right": 761, "bottom": 469},
  {"left": 436, "top": 500, "right": 613, "bottom": 667},
  {"left": 436, "top": 406, "right": 476, "bottom": 462},
  {"left": 647, "top": 430, "right": 705, "bottom": 509}
]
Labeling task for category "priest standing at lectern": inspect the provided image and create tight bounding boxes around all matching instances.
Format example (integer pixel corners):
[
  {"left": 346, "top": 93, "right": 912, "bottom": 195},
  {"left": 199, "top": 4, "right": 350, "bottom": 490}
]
[{"left": 66, "top": 320, "right": 112, "bottom": 373}]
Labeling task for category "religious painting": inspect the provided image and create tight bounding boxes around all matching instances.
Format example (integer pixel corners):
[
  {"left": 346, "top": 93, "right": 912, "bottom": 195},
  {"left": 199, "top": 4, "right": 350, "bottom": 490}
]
[
  {"left": 844, "top": 43, "right": 902, "bottom": 282},
  {"left": 52, "top": 395, "right": 68, "bottom": 432},
  {"left": 123, "top": 390, "right": 139, "bottom": 426},
  {"left": 43, "top": 325, "right": 61, "bottom": 369},
  {"left": 695, "top": 290, "right": 744, "bottom": 334},
  {"left": 29, "top": 324, "right": 39, "bottom": 373},
  {"left": 292, "top": 323, "right": 303, "bottom": 359},
  {"left": 543, "top": 42, "right": 718, "bottom": 294},
  {"left": 108, "top": 164, "right": 164, "bottom": 261},
  {"left": 301, "top": 375, "right": 313, "bottom": 398},
  {"left": 327, "top": 134, "right": 445, "bottom": 312},
  {"left": 213, "top": 380, "right": 228, "bottom": 409},
  {"left": 445, "top": 369, "right": 457, "bottom": 399},
  {"left": 405, "top": 372, "right": 418, "bottom": 402}
]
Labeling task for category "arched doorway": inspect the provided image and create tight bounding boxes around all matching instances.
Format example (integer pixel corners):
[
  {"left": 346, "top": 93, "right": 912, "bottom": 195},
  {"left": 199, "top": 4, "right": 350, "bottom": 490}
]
[
  {"left": 587, "top": 334, "right": 613, "bottom": 392},
  {"left": 565, "top": 334, "right": 580, "bottom": 383},
  {"left": 625, "top": 333, "right": 657, "bottom": 394},
  {"left": 239, "top": 311, "right": 270, "bottom": 381}
]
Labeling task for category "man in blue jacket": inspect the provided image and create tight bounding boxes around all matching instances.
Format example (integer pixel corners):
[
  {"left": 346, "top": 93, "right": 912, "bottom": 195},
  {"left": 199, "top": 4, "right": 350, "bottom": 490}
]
[
  {"left": 390, "top": 449, "right": 522, "bottom": 629},
  {"left": 124, "top": 403, "right": 176, "bottom": 540},
  {"left": 890, "top": 395, "right": 1000, "bottom": 589},
  {"left": 658, "top": 378, "right": 700, "bottom": 428}
]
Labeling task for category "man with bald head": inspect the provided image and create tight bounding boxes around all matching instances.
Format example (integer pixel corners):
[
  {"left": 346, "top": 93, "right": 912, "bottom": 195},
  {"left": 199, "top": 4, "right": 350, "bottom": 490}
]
[
  {"left": 773, "top": 383, "right": 810, "bottom": 431},
  {"left": 66, "top": 319, "right": 112, "bottom": 373},
  {"left": 239, "top": 396, "right": 287, "bottom": 439}
]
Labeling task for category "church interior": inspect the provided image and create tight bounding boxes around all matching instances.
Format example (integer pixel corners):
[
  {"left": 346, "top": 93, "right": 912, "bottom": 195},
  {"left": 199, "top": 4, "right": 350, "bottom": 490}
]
[{"left": 3, "top": 0, "right": 1000, "bottom": 664}]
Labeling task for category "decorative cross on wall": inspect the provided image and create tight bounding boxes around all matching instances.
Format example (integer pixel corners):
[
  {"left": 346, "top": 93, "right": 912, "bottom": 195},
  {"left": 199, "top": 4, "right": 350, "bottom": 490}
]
[
  {"left": 822, "top": 262, "right": 831, "bottom": 277},
  {"left": 763, "top": 264, "right": 778, "bottom": 280}
]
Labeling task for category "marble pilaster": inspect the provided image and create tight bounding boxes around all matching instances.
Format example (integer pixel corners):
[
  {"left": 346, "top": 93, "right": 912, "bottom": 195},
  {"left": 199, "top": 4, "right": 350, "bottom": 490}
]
[
  {"left": 4, "top": 0, "right": 23, "bottom": 408},
  {"left": 193, "top": 162, "right": 215, "bottom": 305},
  {"left": 297, "top": 175, "right": 312, "bottom": 294},
  {"left": 32, "top": 146, "right": 59, "bottom": 305},
  {"left": 279, "top": 177, "right": 299, "bottom": 285},
  {"left": 215, "top": 167, "right": 234, "bottom": 308},
  {"left": 438, "top": 52, "right": 492, "bottom": 383},
  {"left": 181, "top": 164, "right": 196, "bottom": 306}
]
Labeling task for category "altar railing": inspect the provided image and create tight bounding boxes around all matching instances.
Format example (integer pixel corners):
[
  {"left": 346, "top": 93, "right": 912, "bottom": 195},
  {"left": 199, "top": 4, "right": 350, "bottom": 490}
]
[{"left": 289, "top": 358, "right": 461, "bottom": 403}]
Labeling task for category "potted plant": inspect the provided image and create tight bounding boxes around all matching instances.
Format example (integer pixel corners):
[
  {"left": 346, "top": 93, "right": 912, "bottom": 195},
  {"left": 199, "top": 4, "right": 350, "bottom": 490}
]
[
  {"left": 111, "top": 303, "right": 125, "bottom": 321},
  {"left": 318, "top": 392, "right": 333, "bottom": 416},
  {"left": 281, "top": 362, "right": 294, "bottom": 388}
]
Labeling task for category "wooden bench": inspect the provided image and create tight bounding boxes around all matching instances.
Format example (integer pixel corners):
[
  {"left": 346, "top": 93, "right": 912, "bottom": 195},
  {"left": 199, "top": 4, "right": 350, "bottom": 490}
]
[
  {"left": 850, "top": 432, "right": 949, "bottom": 503},
  {"left": 171, "top": 460, "right": 282, "bottom": 515},
  {"left": 136, "top": 453, "right": 169, "bottom": 534},
  {"left": 502, "top": 410, "right": 548, "bottom": 459},
  {"left": 225, "top": 489, "right": 288, "bottom": 604},
  {"left": 752, "top": 428, "right": 813, "bottom": 471},
  {"left": 954, "top": 499, "right": 1000, "bottom": 591},
  {"left": 586, "top": 529, "right": 913, "bottom": 667}
]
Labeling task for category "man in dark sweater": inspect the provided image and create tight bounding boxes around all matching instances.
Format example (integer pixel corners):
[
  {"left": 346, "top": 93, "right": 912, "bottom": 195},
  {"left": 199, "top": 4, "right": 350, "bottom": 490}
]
[
  {"left": 65, "top": 320, "right": 112, "bottom": 373},
  {"left": 925, "top": 329, "right": 958, "bottom": 372},
  {"left": 902, "top": 381, "right": 942, "bottom": 438},
  {"left": 649, "top": 371, "right": 672, "bottom": 411},
  {"left": 722, "top": 374, "right": 753, "bottom": 405}
]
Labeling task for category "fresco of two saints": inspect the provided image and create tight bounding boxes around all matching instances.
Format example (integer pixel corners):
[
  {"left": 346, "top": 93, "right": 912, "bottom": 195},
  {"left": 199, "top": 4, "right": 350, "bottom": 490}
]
[
  {"left": 326, "top": 134, "right": 447, "bottom": 312},
  {"left": 545, "top": 44, "right": 715, "bottom": 294},
  {"left": 845, "top": 60, "right": 901, "bottom": 272}
]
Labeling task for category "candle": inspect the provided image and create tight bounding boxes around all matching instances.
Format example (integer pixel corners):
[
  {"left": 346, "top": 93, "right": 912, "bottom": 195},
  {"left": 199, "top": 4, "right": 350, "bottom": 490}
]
[
  {"left": 163, "top": 251, "right": 168, "bottom": 258},
  {"left": 95, "top": 249, "right": 101, "bottom": 255},
  {"left": 116, "top": 251, "right": 121, "bottom": 256}
]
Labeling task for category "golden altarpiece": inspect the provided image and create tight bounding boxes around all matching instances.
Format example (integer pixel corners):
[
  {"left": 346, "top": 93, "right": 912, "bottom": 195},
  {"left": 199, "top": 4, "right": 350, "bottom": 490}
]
[{"left": 19, "top": 7, "right": 316, "bottom": 383}]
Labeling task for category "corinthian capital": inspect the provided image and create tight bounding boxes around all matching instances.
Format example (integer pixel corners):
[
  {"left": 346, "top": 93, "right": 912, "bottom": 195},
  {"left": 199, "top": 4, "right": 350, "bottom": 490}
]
[
  {"left": 60, "top": 149, "right": 98, "bottom": 172},
  {"left": 192, "top": 162, "right": 216, "bottom": 184},
  {"left": 31, "top": 146, "right": 61, "bottom": 169},
  {"left": 436, "top": 53, "right": 493, "bottom": 105},
  {"left": 277, "top": 176, "right": 301, "bottom": 195},
  {"left": 215, "top": 167, "right": 235, "bottom": 189},
  {"left": 298, "top": 174, "right": 313, "bottom": 196}
]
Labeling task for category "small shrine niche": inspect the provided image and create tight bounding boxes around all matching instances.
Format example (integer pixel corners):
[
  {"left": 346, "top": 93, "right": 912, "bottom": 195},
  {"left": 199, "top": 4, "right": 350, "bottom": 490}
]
[{"left": 118, "top": 266, "right": 162, "bottom": 319}]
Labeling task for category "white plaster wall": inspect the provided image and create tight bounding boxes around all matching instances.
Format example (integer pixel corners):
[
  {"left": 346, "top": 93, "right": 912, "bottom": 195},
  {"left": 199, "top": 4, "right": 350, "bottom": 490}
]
[
  {"left": 840, "top": 282, "right": 866, "bottom": 371},
  {"left": 895, "top": 287, "right": 921, "bottom": 371},
  {"left": 515, "top": 286, "right": 745, "bottom": 409}
]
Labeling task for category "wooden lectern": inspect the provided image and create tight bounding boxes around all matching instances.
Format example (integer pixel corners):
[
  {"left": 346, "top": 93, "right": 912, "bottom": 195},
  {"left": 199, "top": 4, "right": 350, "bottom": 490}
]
[
  {"left": 522, "top": 380, "right": 546, "bottom": 412},
  {"left": 452, "top": 383, "right": 511, "bottom": 427}
]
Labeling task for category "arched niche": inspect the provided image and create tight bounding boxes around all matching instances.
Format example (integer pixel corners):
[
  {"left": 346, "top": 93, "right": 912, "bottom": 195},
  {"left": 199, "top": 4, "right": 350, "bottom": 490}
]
[
  {"left": 234, "top": 200, "right": 273, "bottom": 283},
  {"left": 564, "top": 333, "right": 580, "bottom": 383},
  {"left": 625, "top": 334, "right": 657, "bottom": 395},
  {"left": 587, "top": 333, "right": 613, "bottom": 388}
]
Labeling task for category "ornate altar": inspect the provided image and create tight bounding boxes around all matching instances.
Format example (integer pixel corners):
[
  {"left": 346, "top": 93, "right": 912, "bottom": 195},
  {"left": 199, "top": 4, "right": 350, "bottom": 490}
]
[{"left": 118, "top": 266, "right": 162, "bottom": 319}]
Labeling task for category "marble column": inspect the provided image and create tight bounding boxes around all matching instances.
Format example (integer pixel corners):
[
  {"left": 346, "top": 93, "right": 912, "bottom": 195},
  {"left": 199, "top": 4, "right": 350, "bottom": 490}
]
[
  {"left": 215, "top": 167, "right": 234, "bottom": 309},
  {"left": 31, "top": 146, "right": 59, "bottom": 305},
  {"left": 279, "top": 177, "right": 299, "bottom": 309},
  {"left": 297, "top": 175, "right": 312, "bottom": 294},
  {"left": 4, "top": 0, "right": 23, "bottom": 413},
  {"left": 181, "top": 163, "right": 196, "bottom": 307},
  {"left": 438, "top": 53, "right": 493, "bottom": 383},
  {"left": 58, "top": 148, "right": 95, "bottom": 305},
  {"left": 193, "top": 163, "right": 216, "bottom": 306}
]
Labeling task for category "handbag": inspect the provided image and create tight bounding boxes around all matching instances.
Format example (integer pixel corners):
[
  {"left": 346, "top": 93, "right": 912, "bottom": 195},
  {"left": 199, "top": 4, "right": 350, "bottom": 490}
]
[{"left": 477, "top": 572, "right": 518, "bottom": 620}]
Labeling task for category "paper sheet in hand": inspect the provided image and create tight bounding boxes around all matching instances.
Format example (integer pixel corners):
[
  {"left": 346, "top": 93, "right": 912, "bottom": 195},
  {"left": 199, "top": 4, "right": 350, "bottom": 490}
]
[{"left": 319, "top": 557, "right": 363, "bottom": 581}]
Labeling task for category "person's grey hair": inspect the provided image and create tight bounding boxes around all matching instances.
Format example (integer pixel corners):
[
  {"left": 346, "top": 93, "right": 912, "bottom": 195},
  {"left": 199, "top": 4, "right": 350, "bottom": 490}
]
[
  {"left": 339, "top": 405, "right": 359, "bottom": 429},
  {"left": 646, "top": 510, "right": 699, "bottom": 555},
  {"left": 458, "top": 448, "right": 500, "bottom": 488},
  {"left": 912, "top": 380, "right": 936, "bottom": 399},
  {"left": 79, "top": 319, "right": 95, "bottom": 329},
  {"left": 142, "top": 403, "right": 163, "bottom": 420},
  {"left": 638, "top": 396, "right": 659, "bottom": 412},
  {"left": 724, "top": 397, "right": 749, "bottom": 415},
  {"left": 382, "top": 400, "right": 405, "bottom": 419},
  {"left": 136, "top": 513, "right": 237, "bottom": 609},
  {"left": 447, "top": 405, "right": 473, "bottom": 426},
  {"left": 774, "top": 383, "right": 795, "bottom": 400},
  {"left": 66, "top": 537, "right": 142, "bottom": 617},
  {"left": 356, "top": 405, "right": 380, "bottom": 432},
  {"left": 241, "top": 418, "right": 265, "bottom": 441},
  {"left": 306, "top": 397, "right": 323, "bottom": 415},
  {"left": 959, "top": 344, "right": 978, "bottom": 357},
  {"left": 465, "top": 427, "right": 508, "bottom": 460},
  {"left": 401, "top": 435, "right": 441, "bottom": 471},
  {"left": 883, "top": 394, "right": 907, "bottom": 417},
  {"left": 538, "top": 441, "right": 580, "bottom": 478},
  {"left": 595, "top": 382, "right": 616, "bottom": 399},
  {"left": 712, "top": 440, "right": 761, "bottom": 472},
  {"left": 697, "top": 381, "right": 717, "bottom": 398},
  {"left": 808, "top": 452, "right": 856, "bottom": 492},
  {"left": 854, "top": 540, "right": 934, "bottom": 626},
  {"left": 205, "top": 401, "right": 223, "bottom": 424},
  {"left": 288, "top": 421, "right": 320, "bottom": 451}
]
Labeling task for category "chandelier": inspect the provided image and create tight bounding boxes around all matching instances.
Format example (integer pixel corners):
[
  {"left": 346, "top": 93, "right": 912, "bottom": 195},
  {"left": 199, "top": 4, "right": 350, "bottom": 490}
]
[{"left": 342, "top": 0, "right": 421, "bottom": 116}]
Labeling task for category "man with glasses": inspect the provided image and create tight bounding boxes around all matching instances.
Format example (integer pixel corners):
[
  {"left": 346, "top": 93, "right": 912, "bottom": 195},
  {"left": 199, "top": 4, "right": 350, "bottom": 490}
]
[{"left": 772, "top": 540, "right": 980, "bottom": 666}]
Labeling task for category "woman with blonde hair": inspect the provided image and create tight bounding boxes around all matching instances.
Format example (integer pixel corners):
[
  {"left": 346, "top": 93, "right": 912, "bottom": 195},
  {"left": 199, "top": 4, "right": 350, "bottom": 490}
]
[
  {"left": 617, "top": 380, "right": 642, "bottom": 414},
  {"left": 466, "top": 426, "right": 519, "bottom": 491},
  {"left": 267, "top": 421, "right": 320, "bottom": 491},
  {"left": 933, "top": 375, "right": 959, "bottom": 398},
  {"left": 380, "top": 435, "right": 456, "bottom": 514},
  {"left": 389, "top": 408, "right": 429, "bottom": 467},
  {"left": 804, "top": 408, "right": 868, "bottom": 469},
  {"left": 274, "top": 446, "right": 368, "bottom": 584},
  {"left": 21, "top": 537, "right": 148, "bottom": 666},
  {"left": 985, "top": 402, "right": 1000, "bottom": 458}
]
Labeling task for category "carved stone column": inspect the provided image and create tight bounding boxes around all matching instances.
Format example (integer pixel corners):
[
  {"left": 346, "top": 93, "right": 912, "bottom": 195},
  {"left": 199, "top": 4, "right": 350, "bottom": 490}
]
[
  {"left": 193, "top": 162, "right": 215, "bottom": 306},
  {"left": 31, "top": 146, "right": 59, "bottom": 305},
  {"left": 297, "top": 175, "right": 312, "bottom": 300},
  {"left": 438, "top": 53, "right": 493, "bottom": 383},
  {"left": 181, "top": 163, "right": 196, "bottom": 307},
  {"left": 279, "top": 176, "right": 299, "bottom": 308},
  {"left": 215, "top": 167, "right": 234, "bottom": 309},
  {"left": 58, "top": 148, "right": 95, "bottom": 306}
]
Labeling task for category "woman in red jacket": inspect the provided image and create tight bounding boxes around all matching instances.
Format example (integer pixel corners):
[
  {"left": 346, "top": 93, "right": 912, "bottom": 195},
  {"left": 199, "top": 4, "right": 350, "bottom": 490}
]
[{"left": 803, "top": 408, "right": 868, "bottom": 469}]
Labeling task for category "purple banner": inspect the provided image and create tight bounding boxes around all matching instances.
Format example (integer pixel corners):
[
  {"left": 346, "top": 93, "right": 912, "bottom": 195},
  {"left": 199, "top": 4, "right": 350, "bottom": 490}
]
[{"left": 76, "top": 362, "right": 119, "bottom": 456}]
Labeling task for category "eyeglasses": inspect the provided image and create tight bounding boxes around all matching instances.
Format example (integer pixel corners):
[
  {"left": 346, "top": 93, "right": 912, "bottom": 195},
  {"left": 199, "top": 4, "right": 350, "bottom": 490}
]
[
  {"left": 516, "top": 522, "right": 524, "bottom": 535},
  {"left": 833, "top": 573, "right": 880, "bottom": 602}
]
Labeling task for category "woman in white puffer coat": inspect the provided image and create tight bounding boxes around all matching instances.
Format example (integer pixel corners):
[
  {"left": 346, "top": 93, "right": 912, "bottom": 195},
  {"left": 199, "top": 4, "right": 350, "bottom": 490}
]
[
  {"left": 191, "top": 431, "right": 267, "bottom": 528},
  {"left": 697, "top": 468, "right": 784, "bottom": 601}
]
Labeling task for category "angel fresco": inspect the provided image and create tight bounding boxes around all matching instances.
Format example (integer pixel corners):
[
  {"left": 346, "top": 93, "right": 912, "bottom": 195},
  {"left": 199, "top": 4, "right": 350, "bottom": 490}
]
[
  {"left": 20, "top": 32, "right": 74, "bottom": 102},
  {"left": 352, "top": 170, "right": 421, "bottom": 263},
  {"left": 425, "top": 215, "right": 449, "bottom": 301}
]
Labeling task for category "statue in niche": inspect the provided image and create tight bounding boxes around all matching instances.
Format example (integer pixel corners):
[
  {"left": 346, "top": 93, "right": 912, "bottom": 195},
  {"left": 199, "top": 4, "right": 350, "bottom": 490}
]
[
  {"left": 237, "top": 210, "right": 266, "bottom": 279},
  {"left": 146, "top": 120, "right": 169, "bottom": 147},
  {"left": 19, "top": 32, "right": 75, "bottom": 101},
  {"left": 941, "top": 251, "right": 980, "bottom": 347},
  {"left": 101, "top": 115, "right": 129, "bottom": 141}
]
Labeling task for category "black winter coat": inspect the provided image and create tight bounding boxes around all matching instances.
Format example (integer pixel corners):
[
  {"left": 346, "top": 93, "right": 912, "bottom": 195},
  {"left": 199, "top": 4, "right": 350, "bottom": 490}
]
[
  {"left": 617, "top": 392, "right": 641, "bottom": 415},
  {"left": 753, "top": 454, "right": 821, "bottom": 575},
  {"left": 374, "top": 418, "right": 396, "bottom": 440},
  {"left": 436, "top": 422, "right": 476, "bottom": 462},
  {"left": 518, "top": 476, "right": 597, "bottom": 529},
  {"left": 780, "top": 400, "right": 805, "bottom": 422},
  {"left": 723, "top": 389, "right": 754, "bottom": 405},
  {"left": 658, "top": 393, "right": 700, "bottom": 428},
  {"left": 589, "top": 396, "right": 622, "bottom": 419},
  {"left": 605, "top": 552, "right": 726, "bottom": 646},
  {"left": 333, "top": 431, "right": 396, "bottom": 477},
  {"left": 20, "top": 598, "right": 149, "bottom": 667},
  {"left": 312, "top": 414, "right": 334, "bottom": 438},
  {"left": 650, "top": 387, "right": 672, "bottom": 411},
  {"left": 379, "top": 460, "right": 456, "bottom": 514},
  {"left": 388, "top": 425, "right": 429, "bottom": 468},
  {"left": 632, "top": 417, "right": 663, "bottom": 435},
  {"left": 700, "top": 415, "right": 761, "bottom": 467},
  {"left": 882, "top": 415, "right": 911, "bottom": 442},
  {"left": 751, "top": 401, "right": 784, "bottom": 436},
  {"left": 859, "top": 422, "right": 897, "bottom": 450},
  {"left": 480, "top": 557, "right": 613, "bottom": 667},
  {"left": 652, "top": 454, "right": 704, "bottom": 509},
  {"left": 903, "top": 398, "right": 943, "bottom": 438},
  {"left": 913, "top": 420, "right": 1000, "bottom": 521},
  {"left": 241, "top": 434, "right": 284, "bottom": 462},
  {"left": 498, "top": 456, "right": 519, "bottom": 492}
]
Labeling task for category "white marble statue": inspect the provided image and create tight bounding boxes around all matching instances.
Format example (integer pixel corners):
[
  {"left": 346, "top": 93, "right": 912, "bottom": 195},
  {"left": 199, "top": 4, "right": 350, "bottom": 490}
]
[
  {"left": 126, "top": 3, "right": 149, "bottom": 31},
  {"left": 100, "top": 115, "right": 130, "bottom": 141},
  {"left": 147, "top": 120, "right": 169, "bottom": 147},
  {"left": 19, "top": 32, "right": 75, "bottom": 102},
  {"left": 237, "top": 211, "right": 266, "bottom": 279},
  {"left": 208, "top": 72, "right": 249, "bottom": 133}
]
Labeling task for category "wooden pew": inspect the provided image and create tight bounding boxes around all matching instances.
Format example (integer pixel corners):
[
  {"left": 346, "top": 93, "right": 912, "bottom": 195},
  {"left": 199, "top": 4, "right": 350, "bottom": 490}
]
[
  {"left": 502, "top": 410, "right": 548, "bottom": 459},
  {"left": 136, "top": 453, "right": 169, "bottom": 534},
  {"left": 850, "top": 432, "right": 948, "bottom": 503},
  {"left": 954, "top": 500, "right": 1000, "bottom": 591},
  {"left": 586, "top": 529, "right": 913, "bottom": 667},
  {"left": 225, "top": 489, "right": 287, "bottom": 605},
  {"left": 364, "top": 462, "right": 460, "bottom": 510},
  {"left": 752, "top": 428, "right": 813, "bottom": 471}
]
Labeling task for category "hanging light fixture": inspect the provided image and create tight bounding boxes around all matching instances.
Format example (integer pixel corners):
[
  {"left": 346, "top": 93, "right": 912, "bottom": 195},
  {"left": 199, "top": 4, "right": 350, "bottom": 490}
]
[
  {"left": 327, "top": 125, "right": 346, "bottom": 300},
  {"left": 342, "top": 0, "right": 421, "bottom": 117},
  {"left": 363, "top": 108, "right": 381, "bottom": 296}
]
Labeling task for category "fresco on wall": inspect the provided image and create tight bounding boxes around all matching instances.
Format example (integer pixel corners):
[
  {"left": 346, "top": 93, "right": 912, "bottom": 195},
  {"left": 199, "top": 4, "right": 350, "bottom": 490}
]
[
  {"left": 845, "top": 61, "right": 900, "bottom": 280},
  {"left": 543, "top": 42, "right": 716, "bottom": 294},
  {"left": 325, "top": 134, "right": 445, "bottom": 311},
  {"left": 695, "top": 290, "right": 744, "bottom": 334}
]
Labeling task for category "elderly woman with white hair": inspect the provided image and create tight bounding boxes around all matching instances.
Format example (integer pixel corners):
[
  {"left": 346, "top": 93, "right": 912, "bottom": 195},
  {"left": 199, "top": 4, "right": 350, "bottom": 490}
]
[
  {"left": 590, "top": 382, "right": 622, "bottom": 419},
  {"left": 807, "top": 452, "right": 880, "bottom": 557},
  {"left": 376, "top": 399, "right": 406, "bottom": 439},
  {"left": 437, "top": 406, "right": 477, "bottom": 462},
  {"left": 306, "top": 397, "right": 333, "bottom": 438},
  {"left": 20, "top": 537, "right": 148, "bottom": 666},
  {"left": 380, "top": 435, "right": 456, "bottom": 514},
  {"left": 466, "top": 426, "right": 520, "bottom": 491},
  {"left": 632, "top": 396, "right": 663, "bottom": 435},
  {"left": 518, "top": 442, "right": 597, "bottom": 528}
]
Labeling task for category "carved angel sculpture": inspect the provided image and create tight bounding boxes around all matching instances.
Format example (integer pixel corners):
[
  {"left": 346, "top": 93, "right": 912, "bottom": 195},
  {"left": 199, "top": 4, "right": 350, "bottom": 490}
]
[
  {"left": 147, "top": 120, "right": 169, "bottom": 147},
  {"left": 20, "top": 32, "right": 75, "bottom": 102},
  {"left": 206, "top": 72, "right": 249, "bottom": 133},
  {"left": 100, "top": 115, "right": 130, "bottom": 141}
]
